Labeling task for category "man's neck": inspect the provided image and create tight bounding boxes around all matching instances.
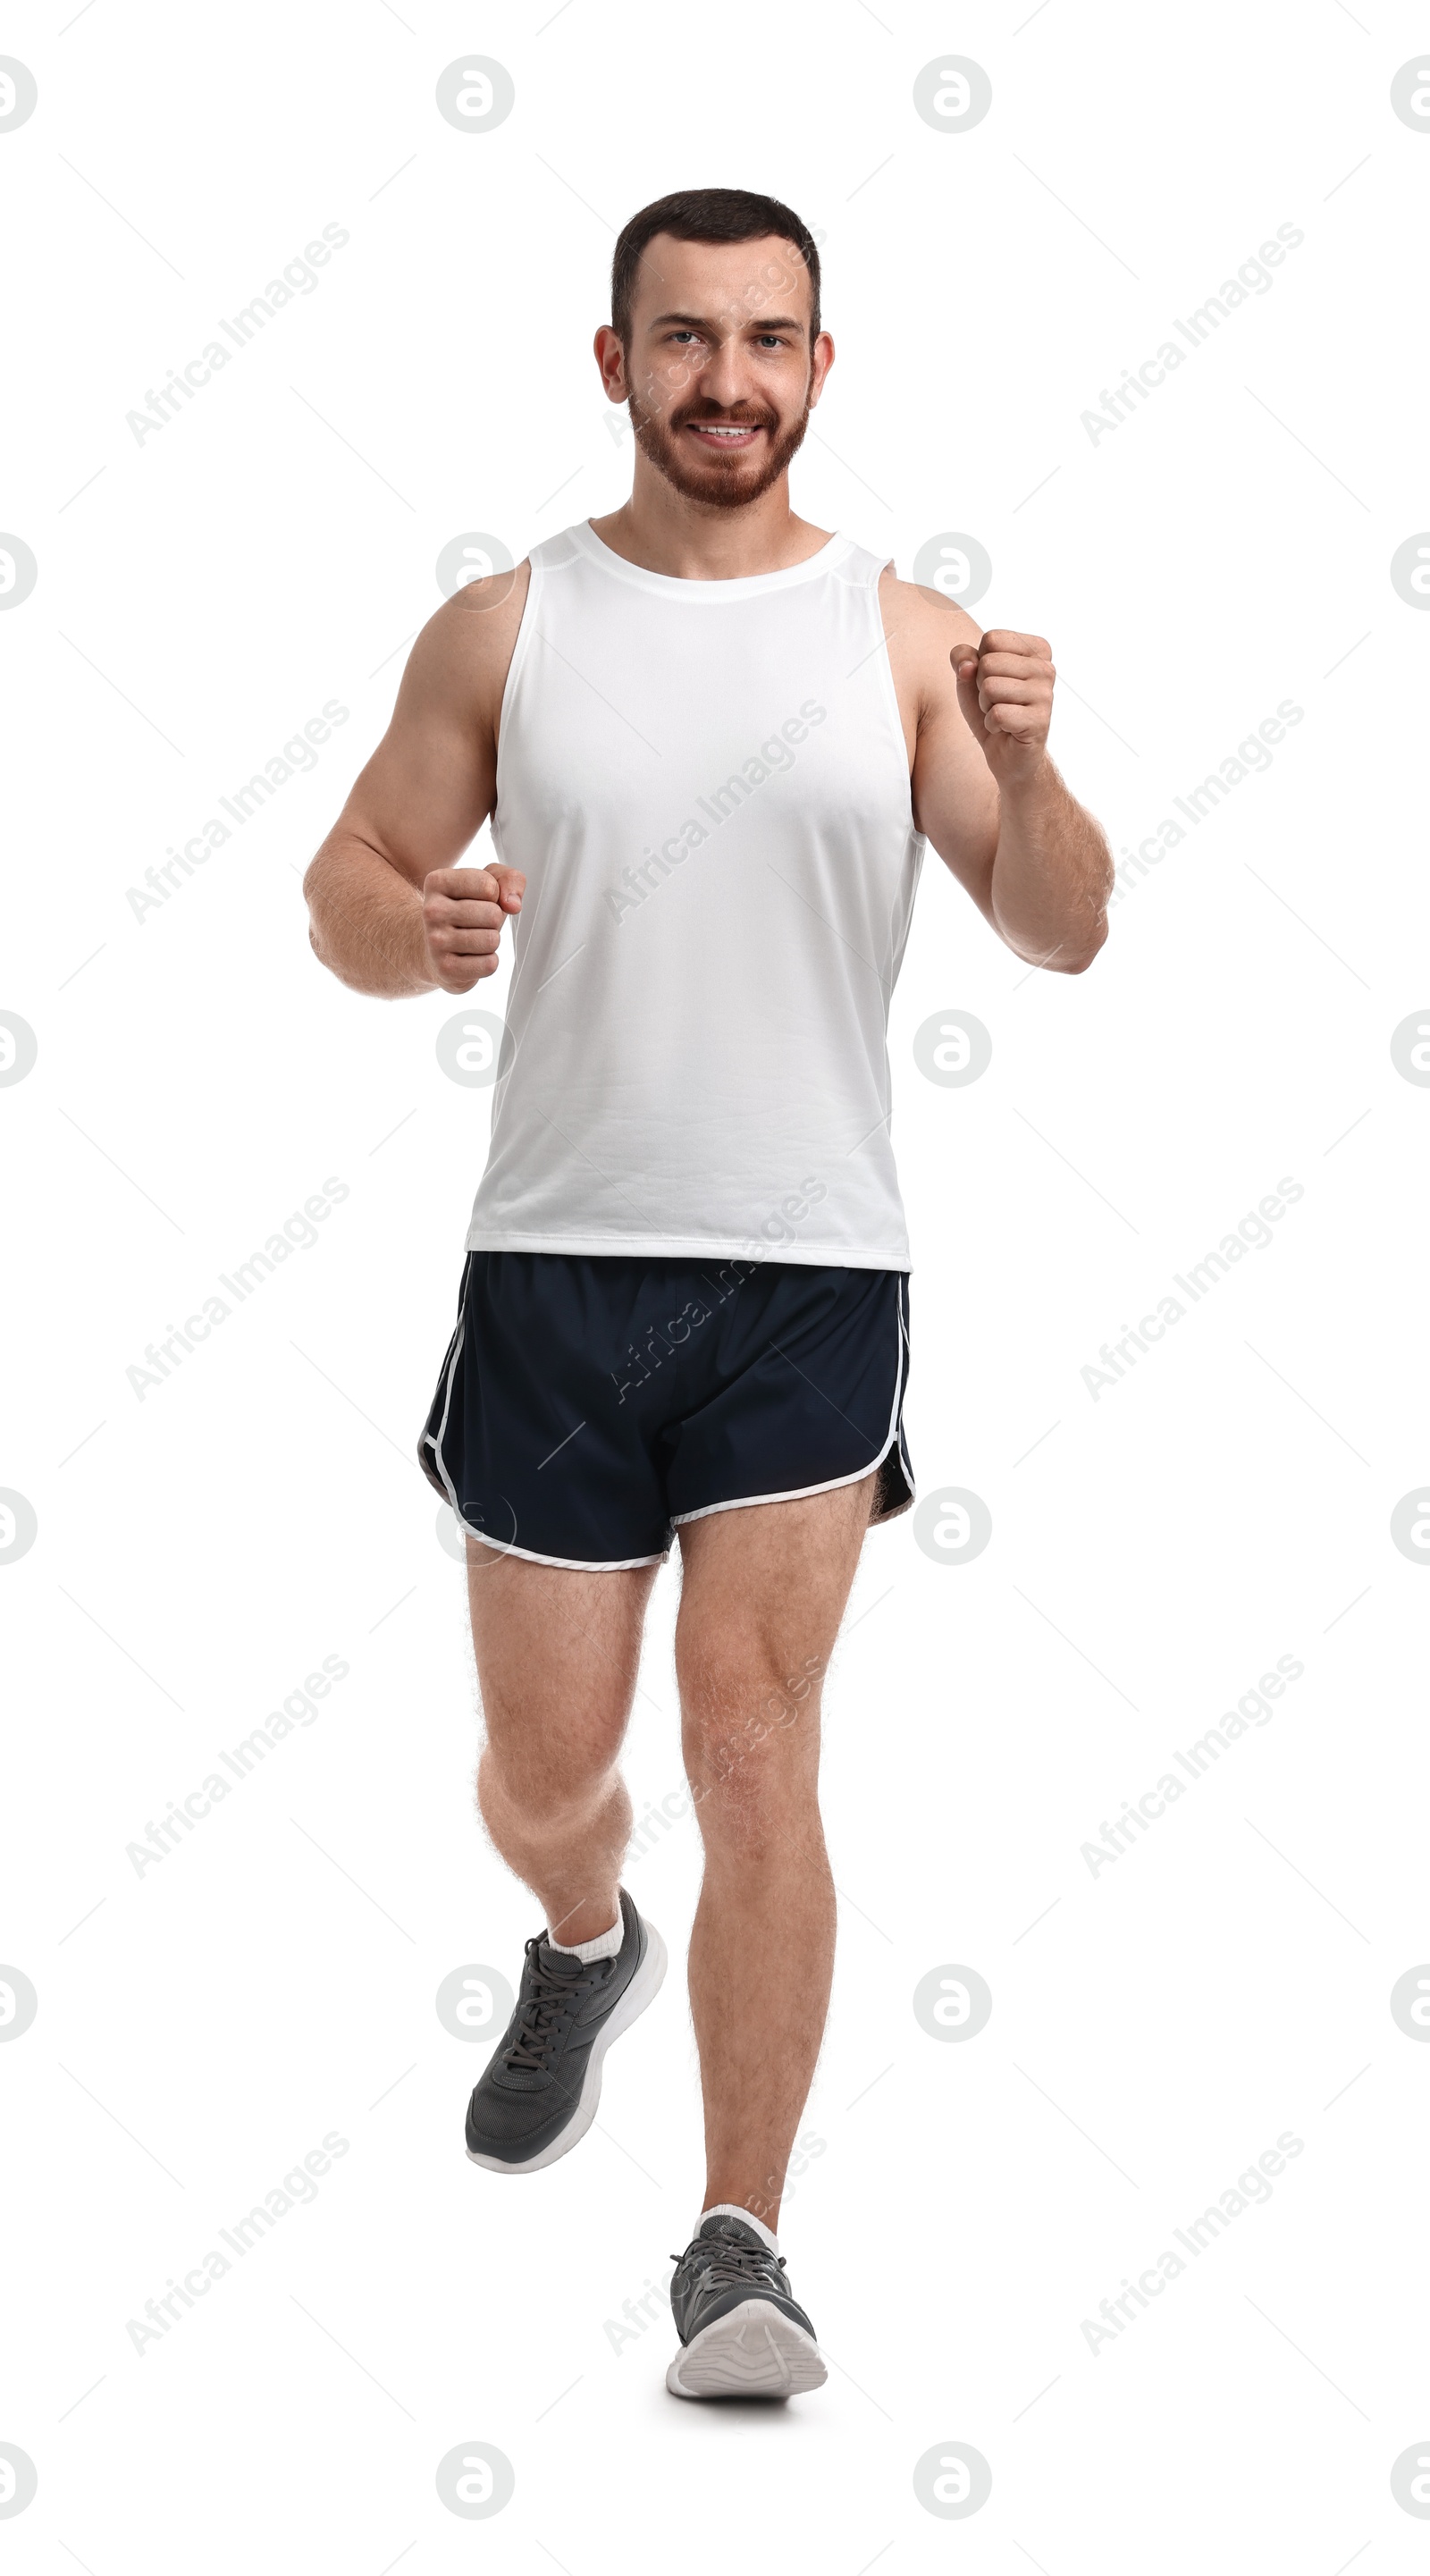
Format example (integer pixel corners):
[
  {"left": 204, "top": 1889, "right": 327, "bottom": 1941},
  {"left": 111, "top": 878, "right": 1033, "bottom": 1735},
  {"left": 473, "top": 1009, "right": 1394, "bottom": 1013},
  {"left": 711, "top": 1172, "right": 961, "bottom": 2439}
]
[{"left": 590, "top": 469, "right": 833, "bottom": 582}]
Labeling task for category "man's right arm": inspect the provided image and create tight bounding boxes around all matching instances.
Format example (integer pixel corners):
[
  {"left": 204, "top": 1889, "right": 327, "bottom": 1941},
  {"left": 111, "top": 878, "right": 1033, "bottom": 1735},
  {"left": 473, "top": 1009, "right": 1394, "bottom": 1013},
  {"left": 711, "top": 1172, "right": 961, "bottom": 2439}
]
[{"left": 303, "top": 566, "right": 530, "bottom": 998}]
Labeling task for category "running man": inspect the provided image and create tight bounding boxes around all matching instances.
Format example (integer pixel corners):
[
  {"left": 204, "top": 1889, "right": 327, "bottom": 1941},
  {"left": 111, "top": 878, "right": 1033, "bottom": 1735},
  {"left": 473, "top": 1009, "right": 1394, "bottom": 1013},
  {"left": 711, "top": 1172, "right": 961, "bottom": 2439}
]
[{"left": 304, "top": 187, "right": 1111, "bottom": 2398}]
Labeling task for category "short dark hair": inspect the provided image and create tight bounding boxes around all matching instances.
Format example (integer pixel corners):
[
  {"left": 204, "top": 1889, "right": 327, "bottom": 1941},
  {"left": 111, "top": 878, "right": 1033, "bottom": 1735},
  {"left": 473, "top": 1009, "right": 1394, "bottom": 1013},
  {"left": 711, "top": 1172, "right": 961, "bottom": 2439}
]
[{"left": 610, "top": 188, "right": 821, "bottom": 345}]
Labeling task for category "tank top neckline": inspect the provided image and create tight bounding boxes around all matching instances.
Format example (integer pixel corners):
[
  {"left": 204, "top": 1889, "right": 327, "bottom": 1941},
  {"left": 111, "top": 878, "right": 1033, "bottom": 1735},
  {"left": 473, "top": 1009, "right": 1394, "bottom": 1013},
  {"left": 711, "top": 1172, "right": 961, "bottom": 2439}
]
[{"left": 565, "top": 518, "right": 857, "bottom": 602}]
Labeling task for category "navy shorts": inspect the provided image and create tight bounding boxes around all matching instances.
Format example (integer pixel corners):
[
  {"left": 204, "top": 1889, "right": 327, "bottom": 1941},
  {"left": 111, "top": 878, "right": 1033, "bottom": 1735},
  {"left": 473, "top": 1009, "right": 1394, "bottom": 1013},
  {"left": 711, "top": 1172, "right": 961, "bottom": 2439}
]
[{"left": 418, "top": 1250, "right": 913, "bottom": 1570}]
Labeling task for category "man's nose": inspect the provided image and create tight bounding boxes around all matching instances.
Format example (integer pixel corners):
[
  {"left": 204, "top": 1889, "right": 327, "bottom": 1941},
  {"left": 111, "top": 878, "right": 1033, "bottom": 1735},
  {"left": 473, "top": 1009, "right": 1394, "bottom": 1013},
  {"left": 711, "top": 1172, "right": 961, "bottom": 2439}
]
[{"left": 694, "top": 335, "right": 753, "bottom": 411}]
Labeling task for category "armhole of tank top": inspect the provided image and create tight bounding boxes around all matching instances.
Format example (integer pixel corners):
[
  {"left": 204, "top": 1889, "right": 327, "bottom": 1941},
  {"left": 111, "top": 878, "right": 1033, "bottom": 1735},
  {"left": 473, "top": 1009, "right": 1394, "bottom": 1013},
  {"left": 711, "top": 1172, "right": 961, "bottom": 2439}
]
[
  {"left": 492, "top": 552, "right": 543, "bottom": 806},
  {"left": 868, "top": 555, "right": 920, "bottom": 832}
]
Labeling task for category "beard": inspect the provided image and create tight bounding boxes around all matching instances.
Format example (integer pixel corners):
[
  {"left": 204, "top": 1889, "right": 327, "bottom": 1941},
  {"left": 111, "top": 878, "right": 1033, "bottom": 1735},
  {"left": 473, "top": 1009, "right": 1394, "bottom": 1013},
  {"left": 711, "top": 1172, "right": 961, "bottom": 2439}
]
[{"left": 627, "top": 386, "right": 812, "bottom": 510}]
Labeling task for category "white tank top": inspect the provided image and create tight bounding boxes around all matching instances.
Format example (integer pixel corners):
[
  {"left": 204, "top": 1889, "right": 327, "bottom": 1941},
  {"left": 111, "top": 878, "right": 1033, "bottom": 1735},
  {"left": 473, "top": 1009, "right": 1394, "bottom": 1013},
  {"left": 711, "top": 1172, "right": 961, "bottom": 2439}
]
[{"left": 467, "top": 520, "right": 924, "bottom": 1270}]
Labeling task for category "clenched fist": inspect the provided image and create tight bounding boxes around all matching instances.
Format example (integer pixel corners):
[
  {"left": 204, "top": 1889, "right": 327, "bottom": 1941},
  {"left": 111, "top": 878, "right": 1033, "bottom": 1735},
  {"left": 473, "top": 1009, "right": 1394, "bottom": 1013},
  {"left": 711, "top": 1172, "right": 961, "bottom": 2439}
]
[
  {"left": 955, "top": 629, "right": 1056, "bottom": 785},
  {"left": 420, "top": 863, "right": 526, "bottom": 993}
]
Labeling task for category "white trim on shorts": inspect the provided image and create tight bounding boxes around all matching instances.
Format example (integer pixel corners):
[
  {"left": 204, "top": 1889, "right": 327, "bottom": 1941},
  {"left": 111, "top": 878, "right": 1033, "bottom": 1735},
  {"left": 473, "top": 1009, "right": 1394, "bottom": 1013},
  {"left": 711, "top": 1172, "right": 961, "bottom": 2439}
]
[
  {"left": 458, "top": 1528, "right": 669, "bottom": 1572},
  {"left": 422, "top": 1312, "right": 467, "bottom": 1515},
  {"left": 891, "top": 1269, "right": 914, "bottom": 1494}
]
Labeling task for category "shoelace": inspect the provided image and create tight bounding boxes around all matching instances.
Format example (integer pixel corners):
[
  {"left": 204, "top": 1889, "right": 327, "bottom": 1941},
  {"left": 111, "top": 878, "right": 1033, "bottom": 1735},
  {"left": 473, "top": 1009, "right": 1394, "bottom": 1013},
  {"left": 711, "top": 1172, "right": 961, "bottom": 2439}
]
[
  {"left": 502, "top": 1940, "right": 611, "bottom": 2074},
  {"left": 670, "top": 2238, "right": 788, "bottom": 2293}
]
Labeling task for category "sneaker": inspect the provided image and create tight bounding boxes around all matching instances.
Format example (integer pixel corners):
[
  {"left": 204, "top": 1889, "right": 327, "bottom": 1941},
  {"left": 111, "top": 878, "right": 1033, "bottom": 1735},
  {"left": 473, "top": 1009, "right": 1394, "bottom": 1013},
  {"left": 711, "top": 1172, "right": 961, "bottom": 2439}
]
[
  {"left": 466, "top": 1890, "right": 666, "bottom": 2175},
  {"left": 666, "top": 2212, "right": 827, "bottom": 2397}
]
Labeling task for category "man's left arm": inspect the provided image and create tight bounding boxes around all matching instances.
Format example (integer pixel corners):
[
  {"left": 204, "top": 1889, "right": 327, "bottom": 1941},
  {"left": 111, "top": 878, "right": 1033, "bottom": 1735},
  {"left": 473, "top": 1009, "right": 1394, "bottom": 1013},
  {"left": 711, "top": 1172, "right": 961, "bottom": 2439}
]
[{"left": 898, "top": 585, "right": 1113, "bottom": 973}]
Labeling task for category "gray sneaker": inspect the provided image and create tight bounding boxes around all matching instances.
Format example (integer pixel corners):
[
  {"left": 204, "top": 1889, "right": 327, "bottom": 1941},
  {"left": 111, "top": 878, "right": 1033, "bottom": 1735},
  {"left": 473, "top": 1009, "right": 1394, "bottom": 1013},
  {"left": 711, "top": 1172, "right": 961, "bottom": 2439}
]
[
  {"left": 466, "top": 1890, "right": 666, "bottom": 2174},
  {"left": 666, "top": 2212, "right": 827, "bottom": 2397}
]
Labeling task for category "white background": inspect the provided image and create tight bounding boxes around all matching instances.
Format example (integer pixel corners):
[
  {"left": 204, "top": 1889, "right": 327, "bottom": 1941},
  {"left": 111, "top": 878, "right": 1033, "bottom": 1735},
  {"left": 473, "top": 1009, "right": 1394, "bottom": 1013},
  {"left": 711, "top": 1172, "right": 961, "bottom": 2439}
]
[{"left": 4, "top": 1, "right": 1429, "bottom": 2567}]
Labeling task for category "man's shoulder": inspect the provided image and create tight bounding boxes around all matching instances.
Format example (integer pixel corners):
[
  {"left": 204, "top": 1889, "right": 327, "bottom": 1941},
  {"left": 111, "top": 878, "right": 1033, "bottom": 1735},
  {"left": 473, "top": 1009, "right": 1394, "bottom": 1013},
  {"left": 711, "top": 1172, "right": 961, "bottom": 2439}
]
[
  {"left": 876, "top": 569, "right": 980, "bottom": 735},
  {"left": 877, "top": 563, "right": 981, "bottom": 653},
  {"left": 434, "top": 560, "right": 533, "bottom": 648},
  {"left": 400, "top": 562, "right": 533, "bottom": 720}
]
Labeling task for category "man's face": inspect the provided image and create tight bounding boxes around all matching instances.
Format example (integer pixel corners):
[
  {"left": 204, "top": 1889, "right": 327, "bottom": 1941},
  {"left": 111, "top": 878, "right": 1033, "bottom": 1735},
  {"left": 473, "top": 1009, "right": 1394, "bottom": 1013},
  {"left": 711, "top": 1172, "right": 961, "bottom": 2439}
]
[{"left": 599, "top": 232, "right": 833, "bottom": 509}]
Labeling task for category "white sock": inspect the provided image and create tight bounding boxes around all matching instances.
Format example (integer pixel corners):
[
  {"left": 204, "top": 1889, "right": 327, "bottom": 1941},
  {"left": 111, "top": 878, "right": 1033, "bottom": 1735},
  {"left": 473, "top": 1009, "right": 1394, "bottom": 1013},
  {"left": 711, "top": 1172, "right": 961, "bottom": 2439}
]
[
  {"left": 702, "top": 2201, "right": 778, "bottom": 2257},
  {"left": 548, "top": 1907, "right": 623, "bottom": 1964}
]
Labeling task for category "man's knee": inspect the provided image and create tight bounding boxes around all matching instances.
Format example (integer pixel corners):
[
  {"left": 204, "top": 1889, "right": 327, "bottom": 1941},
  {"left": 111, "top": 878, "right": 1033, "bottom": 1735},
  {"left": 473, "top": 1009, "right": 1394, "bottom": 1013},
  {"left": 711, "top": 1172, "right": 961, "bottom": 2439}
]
[
  {"left": 478, "top": 1732, "right": 622, "bottom": 1833},
  {"left": 677, "top": 1622, "right": 825, "bottom": 1724},
  {"left": 678, "top": 1653, "right": 823, "bottom": 1851}
]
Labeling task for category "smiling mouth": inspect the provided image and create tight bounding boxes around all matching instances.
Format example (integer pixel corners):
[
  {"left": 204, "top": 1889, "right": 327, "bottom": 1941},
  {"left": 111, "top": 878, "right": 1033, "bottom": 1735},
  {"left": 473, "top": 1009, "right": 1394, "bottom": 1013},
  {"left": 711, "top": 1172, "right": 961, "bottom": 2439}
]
[{"left": 683, "top": 421, "right": 764, "bottom": 448}]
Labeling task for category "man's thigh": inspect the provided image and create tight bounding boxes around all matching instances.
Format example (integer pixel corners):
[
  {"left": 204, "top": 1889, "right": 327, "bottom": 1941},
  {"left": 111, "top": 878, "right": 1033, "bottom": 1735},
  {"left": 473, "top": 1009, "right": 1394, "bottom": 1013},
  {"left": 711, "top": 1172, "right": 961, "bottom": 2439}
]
[
  {"left": 466, "top": 1541, "right": 660, "bottom": 1784},
  {"left": 673, "top": 1473, "right": 877, "bottom": 1785}
]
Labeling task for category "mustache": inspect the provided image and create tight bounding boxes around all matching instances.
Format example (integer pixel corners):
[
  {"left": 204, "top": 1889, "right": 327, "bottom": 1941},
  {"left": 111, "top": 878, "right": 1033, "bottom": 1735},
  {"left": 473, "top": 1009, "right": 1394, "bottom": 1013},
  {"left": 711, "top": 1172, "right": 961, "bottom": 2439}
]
[{"left": 668, "top": 400, "right": 779, "bottom": 434}]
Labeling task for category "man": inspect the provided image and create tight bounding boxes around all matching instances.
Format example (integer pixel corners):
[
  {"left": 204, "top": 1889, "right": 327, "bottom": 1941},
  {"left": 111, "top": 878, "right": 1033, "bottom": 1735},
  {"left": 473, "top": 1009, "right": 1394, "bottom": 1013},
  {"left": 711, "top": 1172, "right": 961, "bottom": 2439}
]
[{"left": 304, "top": 187, "right": 1111, "bottom": 2399}]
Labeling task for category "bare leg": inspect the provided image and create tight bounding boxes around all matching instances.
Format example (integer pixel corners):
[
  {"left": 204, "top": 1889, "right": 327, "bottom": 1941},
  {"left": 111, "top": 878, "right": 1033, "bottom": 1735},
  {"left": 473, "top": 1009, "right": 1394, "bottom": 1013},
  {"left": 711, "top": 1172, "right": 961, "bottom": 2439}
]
[
  {"left": 466, "top": 1542, "right": 659, "bottom": 1945},
  {"left": 675, "top": 1473, "right": 875, "bottom": 2232}
]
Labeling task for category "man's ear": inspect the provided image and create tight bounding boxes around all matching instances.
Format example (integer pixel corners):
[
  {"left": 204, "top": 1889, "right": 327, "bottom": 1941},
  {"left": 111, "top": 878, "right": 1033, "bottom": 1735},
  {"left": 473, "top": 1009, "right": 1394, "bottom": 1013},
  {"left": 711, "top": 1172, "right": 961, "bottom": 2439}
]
[
  {"left": 807, "top": 332, "right": 836, "bottom": 409},
  {"left": 593, "top": 324, "right": 628, "bottom": 404}
]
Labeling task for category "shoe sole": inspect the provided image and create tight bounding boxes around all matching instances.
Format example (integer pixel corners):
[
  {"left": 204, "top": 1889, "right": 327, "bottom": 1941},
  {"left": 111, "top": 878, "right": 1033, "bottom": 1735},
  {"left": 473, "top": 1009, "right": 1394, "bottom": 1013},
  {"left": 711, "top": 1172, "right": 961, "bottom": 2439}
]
[
  {"left": 466, "top": 1919, "right": 668, "bottom": 2176},
  {"left": 666, "top": 2301, "right": 828, "bottom": 2399}
]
